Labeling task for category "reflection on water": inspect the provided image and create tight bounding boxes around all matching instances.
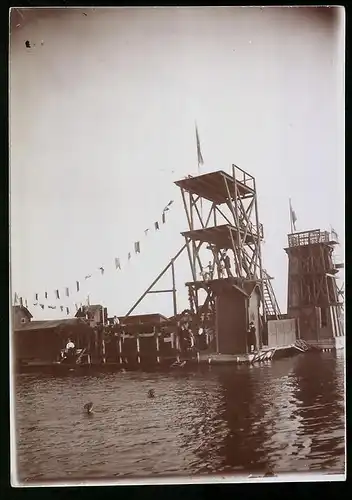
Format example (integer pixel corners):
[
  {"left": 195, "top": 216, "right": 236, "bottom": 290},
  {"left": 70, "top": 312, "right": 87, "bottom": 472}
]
[{"left": 14, "top": 351, "right": 345, "bottom": 482}]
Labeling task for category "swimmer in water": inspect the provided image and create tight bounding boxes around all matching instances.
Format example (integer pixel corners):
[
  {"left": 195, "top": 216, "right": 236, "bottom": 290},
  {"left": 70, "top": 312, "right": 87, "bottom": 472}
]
[
  {"left": 84, "top": 402, "right": 94, "bottom": 414},
  {"left": 148, "top": 389, "right": 155, "bottom": 398}
]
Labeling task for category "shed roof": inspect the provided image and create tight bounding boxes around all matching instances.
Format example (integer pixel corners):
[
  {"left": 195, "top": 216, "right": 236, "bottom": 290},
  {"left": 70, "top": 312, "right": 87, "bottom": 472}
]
[
  {"left": 15, "top": 318, "right": 87, "bottom": 332},
  {"left": 13, "top": 305, "right": 33, "bottom": 319}
]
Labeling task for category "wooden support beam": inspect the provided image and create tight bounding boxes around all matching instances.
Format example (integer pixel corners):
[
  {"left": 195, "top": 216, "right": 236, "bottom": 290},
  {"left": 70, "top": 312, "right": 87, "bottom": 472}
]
[{"left": 124, "top": 244, "right": 186, "bottom": 317}]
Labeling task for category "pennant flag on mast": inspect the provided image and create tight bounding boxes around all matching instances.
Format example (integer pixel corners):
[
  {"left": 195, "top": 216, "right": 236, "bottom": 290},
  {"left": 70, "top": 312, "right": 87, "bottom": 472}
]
[
  {"left": 289, "top": 199, "right": 297, "bottom": 233},
  {"left": 195, "top": 123, "right": 204, "bottom": 170}
]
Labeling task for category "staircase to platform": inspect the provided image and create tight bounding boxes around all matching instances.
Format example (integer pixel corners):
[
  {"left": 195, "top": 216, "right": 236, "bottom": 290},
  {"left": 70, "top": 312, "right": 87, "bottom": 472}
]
[{"left": 262, "top": 270, "right": 282, "bottom": 320}]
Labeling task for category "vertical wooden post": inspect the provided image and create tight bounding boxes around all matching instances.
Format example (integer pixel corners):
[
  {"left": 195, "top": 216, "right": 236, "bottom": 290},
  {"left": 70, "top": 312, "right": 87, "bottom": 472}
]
[
  {"left": 155, "top": 328, "right": 160, "bottom": 363},
  {"left": 118, "top": 336, "right": 122, "bottom": 364},
  {"left": 102, "top": 338, "right": 106, "bottom": 364},
  {"left": 136, "top": 335, "right": 140, "bottom": 364},
  {"left": 171, "top": 259, "right": 177, "bottom": 317}
]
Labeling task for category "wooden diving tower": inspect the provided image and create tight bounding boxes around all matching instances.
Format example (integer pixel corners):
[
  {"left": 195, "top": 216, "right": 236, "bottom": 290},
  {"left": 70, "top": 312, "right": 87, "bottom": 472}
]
[
  {"left": 175, "top": 165, "right": 280, "bottom": 354},
  {"left": 285, "top": 229, "right": 344, "bottom": 349}
]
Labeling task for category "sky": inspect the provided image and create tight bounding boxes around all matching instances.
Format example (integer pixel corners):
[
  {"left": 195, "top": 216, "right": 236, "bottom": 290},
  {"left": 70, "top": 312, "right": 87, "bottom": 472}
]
[{"left": 9, "top": 6, "right": 345, "bottom": 320}]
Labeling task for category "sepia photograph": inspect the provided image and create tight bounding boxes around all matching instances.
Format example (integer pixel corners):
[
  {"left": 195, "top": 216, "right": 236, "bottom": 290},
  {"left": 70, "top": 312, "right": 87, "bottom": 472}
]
[{"left": 9, "top": 6, "right": 345, "bottom": 486}]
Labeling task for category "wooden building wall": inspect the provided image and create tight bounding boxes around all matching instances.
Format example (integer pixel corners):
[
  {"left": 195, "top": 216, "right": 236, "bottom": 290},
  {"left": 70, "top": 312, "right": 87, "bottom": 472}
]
[{"left": 216, "top": 290, "right": 247, "bottom": 354}]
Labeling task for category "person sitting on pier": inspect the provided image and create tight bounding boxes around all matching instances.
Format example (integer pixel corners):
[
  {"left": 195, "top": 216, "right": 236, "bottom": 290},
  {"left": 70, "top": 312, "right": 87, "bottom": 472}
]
[{"left": 66, "top": 338, "right": 75, "bottom": 359}]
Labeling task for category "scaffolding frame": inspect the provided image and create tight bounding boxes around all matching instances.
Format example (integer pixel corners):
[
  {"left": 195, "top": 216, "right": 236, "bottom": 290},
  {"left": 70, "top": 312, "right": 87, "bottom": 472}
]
[{"left": 175, "top": 165, "right": 266, "bottom": 319}]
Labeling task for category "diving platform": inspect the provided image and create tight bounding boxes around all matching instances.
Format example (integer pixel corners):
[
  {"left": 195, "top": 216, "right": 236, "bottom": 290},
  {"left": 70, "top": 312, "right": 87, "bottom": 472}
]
[
  {"left": 174, "top": 169, "right": 254, "bottom": 204},
  {"left": 181, "top": 223, "right": 263, "bottom": 247},
  {"left": 185, "top": 277, "right": 259, "bottom": 296}
]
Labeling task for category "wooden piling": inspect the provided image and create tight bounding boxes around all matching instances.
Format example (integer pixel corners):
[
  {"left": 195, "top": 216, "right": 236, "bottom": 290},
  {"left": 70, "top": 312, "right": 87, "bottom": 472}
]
[
  {"left": 156, "top": 333, "right": 160, "bottom": 364},
  {"left": 136, "top": 335, "right": 141, "bottom": 364}
]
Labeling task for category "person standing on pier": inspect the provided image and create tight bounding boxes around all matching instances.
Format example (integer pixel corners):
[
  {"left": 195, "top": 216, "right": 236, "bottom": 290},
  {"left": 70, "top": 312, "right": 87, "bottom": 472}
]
[{"left": 247, "top": 322, "right": 256, "bottom": 352}]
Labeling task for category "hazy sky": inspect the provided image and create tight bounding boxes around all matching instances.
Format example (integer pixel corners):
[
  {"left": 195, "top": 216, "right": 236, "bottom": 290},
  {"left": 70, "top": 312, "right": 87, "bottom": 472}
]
[{"left": 10, "top": 6, "right": 345, "bottom": 320}]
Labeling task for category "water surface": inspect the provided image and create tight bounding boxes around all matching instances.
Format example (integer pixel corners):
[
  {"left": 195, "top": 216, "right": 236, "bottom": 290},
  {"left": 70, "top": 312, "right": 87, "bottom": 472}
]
[{"left": 14, "top": 351, "right": 345, "bottom": 483}]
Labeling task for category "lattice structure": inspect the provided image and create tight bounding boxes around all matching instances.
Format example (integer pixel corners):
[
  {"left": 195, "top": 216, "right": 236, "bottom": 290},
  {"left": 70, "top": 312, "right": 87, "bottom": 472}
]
[{"left": 175, "top": 165, "right": 267, "bottom": 319}]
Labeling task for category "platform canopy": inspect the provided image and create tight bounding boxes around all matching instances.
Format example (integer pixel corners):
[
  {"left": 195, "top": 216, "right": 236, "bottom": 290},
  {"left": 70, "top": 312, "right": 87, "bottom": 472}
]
[{"left": 175, "top": 171, "right": 253, "bottom": 204}]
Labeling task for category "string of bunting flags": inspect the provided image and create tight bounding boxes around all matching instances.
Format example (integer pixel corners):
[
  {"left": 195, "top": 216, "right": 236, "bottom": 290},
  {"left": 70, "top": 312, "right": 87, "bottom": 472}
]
[{"left": 13, "top": 199, "right": 175, "bottom": 314}]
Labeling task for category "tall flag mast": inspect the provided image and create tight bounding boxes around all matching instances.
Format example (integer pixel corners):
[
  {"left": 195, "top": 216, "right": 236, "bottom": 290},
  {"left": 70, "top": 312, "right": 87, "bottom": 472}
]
[{"left": 289, "top": 198, "right": 297, "bottom": 233}]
